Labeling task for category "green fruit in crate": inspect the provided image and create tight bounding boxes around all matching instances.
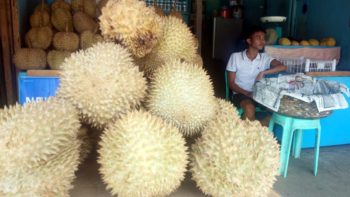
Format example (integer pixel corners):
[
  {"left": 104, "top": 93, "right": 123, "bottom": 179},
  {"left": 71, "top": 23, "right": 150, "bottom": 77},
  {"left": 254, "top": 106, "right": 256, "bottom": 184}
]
[
  {"left": 99, "top": 0, "right": 161, "bottom": 58},
  {"left": 300, "top": 40, "right": 310, "bottom": 46},
  {"left": 51, "top": 8, "right": 73, "bottom": 32},
  {"left": 13, "top": 48, "right": 46, "bottom": 70},
  {"left": 72, "top": 0, "right": 97, "bottom": 18},
  {"left": 25, "top": 26, "right": 53, "bottom": 50},
  {"left": 190, "top": 99, "right": 279, "bottom": 197},
  {"left": 0, "top": 98, "right": 81, "bottom": 196},
  {"left": 53, "top": 31, "right": 79, "bottom": 51},
  {"left": 309, "top": 39, "right": 319, "bottom": 46},
  {"left": 73, "top": 11, "right": 98, "bottom": 34},
  {"left": 47, "top": 50, "right": 72, "bottom": 70},
  {"left": 135, "top": 16, "right": 197, "bottom": 78},
  {"left": 98, "top": 110, "right": 188, "bottom": 197},
  {"left": 51, "top": 0, "right": 71, "bottom": 11},
  {"left": 146, "top": 59, "right": 217, "bottom": 136},
  {"left": 279, "top": 37, "right": 291, "bottom": 46},
  {"left": 80, "top": 30, "right": 103, "bottom": 50},
  {"left": 57, "top": 42, "right": 147, "bottom": 128}
]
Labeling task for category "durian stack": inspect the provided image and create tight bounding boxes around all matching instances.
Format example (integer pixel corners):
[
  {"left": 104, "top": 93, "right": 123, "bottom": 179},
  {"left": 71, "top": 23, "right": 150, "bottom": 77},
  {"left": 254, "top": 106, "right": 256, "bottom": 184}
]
[
  {"left": 14, "top": 0, "right": 104, "bottom": 70},
  {"left": 0, "top": 98, "right": 82, "bottom": 196}
]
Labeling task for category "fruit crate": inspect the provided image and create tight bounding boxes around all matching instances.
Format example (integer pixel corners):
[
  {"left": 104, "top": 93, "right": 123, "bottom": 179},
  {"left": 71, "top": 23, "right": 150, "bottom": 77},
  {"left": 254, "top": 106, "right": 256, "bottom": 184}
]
[
  {"left": 144, "top": 0, "right": 191, "bottom": 24},
  {"left": 17, "top": 71, "right": 60, "bottom": 105},
  {"left": 275, "top": 57, "right": 337, "bottom": 73},
  {"left": 275, "top": 57, "right": 306, "bottom": 73}
]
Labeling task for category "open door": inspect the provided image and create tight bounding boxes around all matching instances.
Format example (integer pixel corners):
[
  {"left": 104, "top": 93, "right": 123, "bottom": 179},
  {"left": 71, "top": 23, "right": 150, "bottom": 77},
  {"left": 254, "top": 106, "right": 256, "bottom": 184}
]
[{"left": 0, "top": 0, "right": 20, "bottom": 106}]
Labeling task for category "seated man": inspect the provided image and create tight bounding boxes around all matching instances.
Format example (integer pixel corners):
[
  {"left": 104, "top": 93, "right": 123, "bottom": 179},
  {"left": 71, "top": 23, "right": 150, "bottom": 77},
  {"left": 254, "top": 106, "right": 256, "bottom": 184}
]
[{"left": 227, "top": 26, "right": 287, "bottom": 121}]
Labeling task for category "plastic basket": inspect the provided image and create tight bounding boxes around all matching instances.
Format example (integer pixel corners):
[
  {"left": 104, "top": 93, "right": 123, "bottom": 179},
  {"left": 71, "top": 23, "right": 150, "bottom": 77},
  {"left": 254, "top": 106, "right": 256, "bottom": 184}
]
[
  {"left": 275, "top": 57, "right": 306, "bottom": 73},
  {"left": 305, "top": 59, "right": 337, "bottom": 72}
]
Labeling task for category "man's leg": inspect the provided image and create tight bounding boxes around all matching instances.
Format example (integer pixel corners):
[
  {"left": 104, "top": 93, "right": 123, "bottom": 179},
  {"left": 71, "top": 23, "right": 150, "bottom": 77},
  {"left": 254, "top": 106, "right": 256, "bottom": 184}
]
[{"left": 240, "top": 99, "right": 255, "bottom": 121}]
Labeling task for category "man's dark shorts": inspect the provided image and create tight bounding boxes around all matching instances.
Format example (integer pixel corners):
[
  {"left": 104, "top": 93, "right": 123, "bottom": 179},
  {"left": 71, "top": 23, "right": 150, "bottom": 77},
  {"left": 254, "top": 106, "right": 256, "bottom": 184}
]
[{"left": 232, "top": 93, "right": 257, "bottom": 108}]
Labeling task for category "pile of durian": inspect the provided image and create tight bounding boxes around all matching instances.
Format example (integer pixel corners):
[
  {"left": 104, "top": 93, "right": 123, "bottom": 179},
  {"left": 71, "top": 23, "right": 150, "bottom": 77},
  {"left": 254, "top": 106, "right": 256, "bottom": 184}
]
[
  {"left": 4, "top": 0, "right": 280, "bottom": 196},
  {"left": 13, "top": 0, "right": 104, "bottom": 70}
]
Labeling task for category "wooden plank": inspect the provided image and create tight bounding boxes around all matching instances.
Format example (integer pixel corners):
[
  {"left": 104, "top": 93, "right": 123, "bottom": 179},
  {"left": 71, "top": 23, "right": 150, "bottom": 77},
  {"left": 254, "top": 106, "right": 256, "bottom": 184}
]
[
  {"left": 195, "top": 0, "right": 202, "bottom": 54},
  {"left": 306, "top": 71, "right": 350, "bottom": 77},
  {"left": 0, "top": 0, "right": 16, "bottom": 104},
  {"left": 11, "top": 0, "right": 20, "bottom": 52},
  {"left": 27, "top": 70, "right": 61, "bottom": 77}
]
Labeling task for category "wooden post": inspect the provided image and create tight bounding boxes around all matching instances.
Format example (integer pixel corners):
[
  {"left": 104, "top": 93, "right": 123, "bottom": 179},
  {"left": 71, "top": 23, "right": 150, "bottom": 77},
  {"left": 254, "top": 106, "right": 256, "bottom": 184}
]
[
  {"left": 195, "top": 0, "right": 202, "bottom": 54},
  {"left": 0, "top": 0, "right": 20, "bottom": 105}
]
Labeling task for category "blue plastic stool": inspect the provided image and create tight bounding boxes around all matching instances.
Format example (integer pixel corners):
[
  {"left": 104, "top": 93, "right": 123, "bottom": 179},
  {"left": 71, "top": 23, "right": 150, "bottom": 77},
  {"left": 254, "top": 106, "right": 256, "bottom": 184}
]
[{"left": 268, "top": 112, "right": 321, "bottom": 177}]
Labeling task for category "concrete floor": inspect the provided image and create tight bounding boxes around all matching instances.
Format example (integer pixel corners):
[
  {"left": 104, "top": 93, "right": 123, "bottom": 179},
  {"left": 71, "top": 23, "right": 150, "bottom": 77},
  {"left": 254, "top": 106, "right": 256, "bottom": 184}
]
[{"left": 70, "top": 145, "right": 350, "bottom": 197}]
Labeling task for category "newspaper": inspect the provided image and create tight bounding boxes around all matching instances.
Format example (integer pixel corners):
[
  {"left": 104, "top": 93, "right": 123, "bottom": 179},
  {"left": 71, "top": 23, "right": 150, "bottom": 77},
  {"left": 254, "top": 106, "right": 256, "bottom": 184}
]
[{"left": 253, "top": 73, "right": 350, "bottom": 112}]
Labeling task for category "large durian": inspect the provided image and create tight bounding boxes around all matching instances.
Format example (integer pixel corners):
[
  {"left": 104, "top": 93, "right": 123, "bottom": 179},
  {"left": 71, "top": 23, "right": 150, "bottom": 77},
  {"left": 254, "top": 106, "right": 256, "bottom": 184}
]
[
  {"left": 147, "top": 59, "right": 217, "bottom": 136},
  {"left": 57, "top": 42, "right": 147, "bottom": 128},
  {"left": 30, "top": 8, "right": 50, "bottom": 28},
  {"left": 51, "top": 0, "right": 71, "bottom": 11},
  {"left": 73, "top": 11, "right": 98, "bottom": 34},
  {"left": 0, "top": 98, "right": 81, "bottom": 196},
  {"left": 190, "top": 99, "right": 280, "bottom": 197},
  {"left": 80, "top": 30, "right": 103, "bottom": 49},
  {"left": 136, "top": 16, "right": 197, "bottom": 77},
  {"left": 13, "top": 48, "right": 46, "bottom": 70},
  {"left": 25, "top": 26, "right": 53, "bottom": 50},
  {"left": 72, "top": 0, "right": 97, "bottom": 18},
  {"left": 99, "top": 0, "right": 161, "bottom": 58},
  {"left": 51, "top": 8, "right": 73, "bottom": 32},
  {"left": 53, "top": 31, "right": 80, "bottom": 51},
  {"left": 98, "top": 110, "right": 188, "bottom": 197},
  {"left": 47, "top": 50, "right": 72, "bottom": 69}
]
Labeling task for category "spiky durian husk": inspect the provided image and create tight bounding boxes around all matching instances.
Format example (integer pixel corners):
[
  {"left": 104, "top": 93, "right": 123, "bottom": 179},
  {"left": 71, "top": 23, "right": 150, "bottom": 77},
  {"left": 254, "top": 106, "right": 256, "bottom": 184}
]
[
  {"left": 80, "top": 30, "right": 103, "bottom": 49},
  {"left": 190, "top": 100, "right": 280, "bottom": 197},
  {"left": 99, "top": 0, "right": 161, "bottom": 58},
  {"left": 25, "top": 26, "right": 53, "bottom": 50},
  {"left": 0, "top": 139, "right": 81, "bottom": 197},
  {"left": 57, "top": 42, "right": 147, "bottom": 128},
  {"left": 98, "top": 110, "right": 188, "bottom": 197},
  {"left": 147, "top": 59, "right": 217, "bottom": 136},
  {"left": 47, "top": 50, "right": 72, "bottom": 70},
  {"left": 0, "top": 98, "right": 80, "bottom": 171},
  {"left": 135, "top": 16, "right": 197, "bottom": 77}
]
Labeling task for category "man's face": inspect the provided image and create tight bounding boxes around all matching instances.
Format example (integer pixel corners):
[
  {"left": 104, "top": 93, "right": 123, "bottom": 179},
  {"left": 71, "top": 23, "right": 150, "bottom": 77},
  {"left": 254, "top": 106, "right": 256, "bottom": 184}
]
[{"left": 247, "top": 31, "right": 266, "bottom": 50}]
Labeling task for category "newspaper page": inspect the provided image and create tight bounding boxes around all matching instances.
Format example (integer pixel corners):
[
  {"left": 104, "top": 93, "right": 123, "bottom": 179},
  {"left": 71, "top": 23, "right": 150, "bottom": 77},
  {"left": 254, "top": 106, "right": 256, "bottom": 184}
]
[{"left": 253, "top": 73, "right": 350, "bottom": 112}]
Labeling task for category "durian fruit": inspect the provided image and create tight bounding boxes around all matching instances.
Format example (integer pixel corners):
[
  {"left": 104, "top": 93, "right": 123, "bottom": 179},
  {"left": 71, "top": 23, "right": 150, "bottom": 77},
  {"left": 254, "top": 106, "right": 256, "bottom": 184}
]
[
  {"left": 291, "top": 40, "right": 299, "bottom": 46},
  {"left": 72, "top": 0, "right": 97, "bottom": 18},
  {"left": 80, "top": 30, "right": 103, "bottom": 49},
  {"left": 73, "top": 11, "right": 98, "bottom": 34},
  {"left": 98, "top": 110, "right": 188, "bottom": 197},
  {"left": 0, "top": 98, "right": 81, "bottom": 195},
  {"left": 25, "top": 26, "right": 53, "bottom": 50},
  {"left": 30, "top": 6, "right": 51, "bottom": 28},
  {"left": 190, "top": 99, "right": 280, "bottom": 197},
  {"left": 34, "top": 0, "right": 50, "bottom": 14},
  {"left": 53, "top": 31, "right": 80, "bottom": 51},
  {"left": 57, "top": 42, "right": 147, "bottom": 128},
  {"left": 99, "top": 0, "right": 161, "bottom": 58},
  {"left": 309, "top": 39, "right": 319, "bottom": 46},
  {"left": 300, "top": 40, "right": 310, "bottom": 46},
  {"left": 47, "top": 50, "right": 72, "bottom": 69},
  {"left": 147, "top": 59, "right": 217, "bottom": 136},
  {"left": 51, "top": 0, "right": 71, "bottom": 11},
  {"left": 51, "top": 8, "right": 73, "bottom": 32},
  {"left": 322, "top": 37, "right": 336, "bottom": 46},
  {"left": 279, "top": 37, "right": 291, "bottom": 46},
  {"left": 136, "top": 16, "right": 197, "bottom": 77},
  {"left": 13, "top": 48, "right": 46, "bottom": 70}
]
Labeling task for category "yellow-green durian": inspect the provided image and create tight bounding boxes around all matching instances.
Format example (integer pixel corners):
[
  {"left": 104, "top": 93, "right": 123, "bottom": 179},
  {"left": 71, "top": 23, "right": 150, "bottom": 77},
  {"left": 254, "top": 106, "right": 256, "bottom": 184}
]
[
  {"left": 51, "top": 8, "right": 73, "bottom": 32},
  {"left": 190, "top": 101, "right": 280, "bottom": 196},
  {"left": 13, "top": 48, "right": 47, "bottom": 70},
  {"left": 136, "top": 16, "right": 197, "bottom": 77},
  {"left": 47, "top": 50, "right": 72, "bottom": 70},
  {"left": 72, "top": 0, "right": 97, "bottom": 18},
  {"left": 25, "top": 26, "right": 53, "bottom": 50},
  {"left": 53, "top": 31, "right": 80, "bottom": 51},
  {"left": 99, "top": 0, "right": 161, "bottom": 58},
  {"left": 80, "top": 30, "right": 103, "bottom": 50},
  {"left": 57, "top": 42, "right": 147, "bottom": 128},
  {"left": 147, "top": 59, "right": 217, "bottom": 136},
  {"left": 98, "top": 110, "right": 188, "bottom": 197},
  {"left": 73, "top": 11, "right": 98, "bottom": 34}
]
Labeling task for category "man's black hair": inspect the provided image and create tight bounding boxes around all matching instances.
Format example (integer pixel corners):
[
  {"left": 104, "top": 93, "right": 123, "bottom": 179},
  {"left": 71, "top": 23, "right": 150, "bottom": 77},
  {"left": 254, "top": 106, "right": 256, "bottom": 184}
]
[{"left": 245, "top": 26, "right": 266, "bottom": 39}]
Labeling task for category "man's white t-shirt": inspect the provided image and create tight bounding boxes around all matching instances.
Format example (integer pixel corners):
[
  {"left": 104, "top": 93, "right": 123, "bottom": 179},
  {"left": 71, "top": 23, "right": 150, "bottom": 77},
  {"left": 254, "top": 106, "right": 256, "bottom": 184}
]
[{"left": 226, "top": 50, "right": 274, "bottom": 92}]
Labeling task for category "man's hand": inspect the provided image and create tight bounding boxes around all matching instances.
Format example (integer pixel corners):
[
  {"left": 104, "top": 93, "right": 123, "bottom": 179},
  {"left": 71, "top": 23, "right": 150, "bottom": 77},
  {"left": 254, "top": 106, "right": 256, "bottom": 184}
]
[{"left": 256, "top": 71, "right": 265, "bottom": 81}]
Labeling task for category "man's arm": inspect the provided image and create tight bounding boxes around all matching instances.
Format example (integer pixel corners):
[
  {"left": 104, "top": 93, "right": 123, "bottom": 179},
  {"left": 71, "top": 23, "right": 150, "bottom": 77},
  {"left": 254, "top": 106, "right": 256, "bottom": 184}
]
[
  {"left": 256, "top": 59, "right": 287, "bottom": 80},
  {"left": 228, "top": 71, "right": 252, "bottom": 97}
]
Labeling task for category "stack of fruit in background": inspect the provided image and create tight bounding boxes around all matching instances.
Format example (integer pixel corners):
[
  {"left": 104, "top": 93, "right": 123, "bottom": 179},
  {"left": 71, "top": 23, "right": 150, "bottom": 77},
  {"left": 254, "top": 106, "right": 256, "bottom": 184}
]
[
  {"left": 278, "top": 37, "right": 337, "bottom": 47},
  {"left": 13, "top": 0, "right": 105, "bottom": 70}
]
